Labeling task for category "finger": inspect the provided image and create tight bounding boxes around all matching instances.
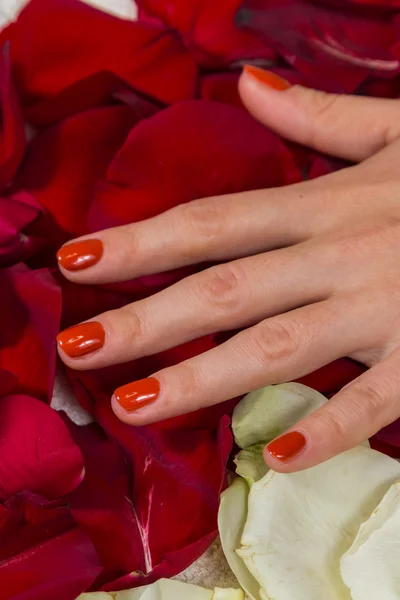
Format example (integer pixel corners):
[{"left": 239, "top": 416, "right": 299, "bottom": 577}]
[
  {"left": 110, "top": 293, "right": 384, "bottom": 426},
  {"left": 56, "top": 242, "right": 334, "bottom": 370},
  {"left": 56, "top": 183, "right": 316, "bottom": 284},
  {"left": 239, "top": 65, "right": 400, "bottom": 162},
  {"left": 264, "top": 347, "right": 400, "bottom": 473}
]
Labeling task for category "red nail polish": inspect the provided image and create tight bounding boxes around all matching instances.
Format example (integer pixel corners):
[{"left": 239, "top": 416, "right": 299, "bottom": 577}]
[
  {"left": 114, "top": 378, "right": 160, "bottom": 413},
  {"left": 57, "top": 322, "right": 105, "bottom": 358},
  {"left": 266, "top": 431, "right": 307, "bottom": 461},
  {"left": 243, "top": 65, "right": 291, "bottom": 91},
  {"left": 57, "top": 239, "right": 103, "bottom": 271}
]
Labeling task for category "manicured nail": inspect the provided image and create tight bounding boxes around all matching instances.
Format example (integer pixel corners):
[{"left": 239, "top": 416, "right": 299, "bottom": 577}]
[
  {"left": 57, "top": 321, "right": 105, "bottom": 358},
  {"left": 114, "top": 377, "right": 160, "bottom": 413},
  {"left": 266, "top": 431, "right": 307, "bottom": 461},
  {"left": 243, "top": 65, "right": 291, "bottom": 91},
  {"left": 57, "top": 239, "right": 103, "bottom": 271}
]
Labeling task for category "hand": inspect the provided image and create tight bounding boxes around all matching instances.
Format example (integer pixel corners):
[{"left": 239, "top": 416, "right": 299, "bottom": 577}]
[{"left": 56, "top": 66, "right": 400, "bottom": 473}]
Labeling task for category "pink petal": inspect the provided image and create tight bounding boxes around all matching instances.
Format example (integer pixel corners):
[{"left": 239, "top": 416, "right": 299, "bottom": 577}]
[{"left": 0, "top": 266, "right": 61, "bottom": 401}]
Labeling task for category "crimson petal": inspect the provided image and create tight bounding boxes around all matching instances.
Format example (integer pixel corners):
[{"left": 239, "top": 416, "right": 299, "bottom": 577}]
[
  {"left": 0, "top": 493, "right": 102, "bottom": 600},
  {"left": 238, "top": 0, "right": 400, "bottom": 93},
  {"left": 9, "top": 0, "right": 197, "bottom": 124},
  {"left": 138, "top": 0, "right": 275, "bottom": 67},
  {"left": 0, "top": 266, "right": 61, "bottom": 401},
  {"left": 0, "top": 43, "right": 25, "bottom": 190},
  {"left": 0, "top": 395, "right": 84, "bottom": 501},
  {"left": 15, "top": 106, "right": 138, "bottom": 242},
  {"left": 0, "top": 192, "right": 42, "bottom": 266},
  {"left": 89, "top": 100, "right": 302, "bottom": 230},
  {"left": 66, "top": 344, "right": 232, "bottom": 588}
]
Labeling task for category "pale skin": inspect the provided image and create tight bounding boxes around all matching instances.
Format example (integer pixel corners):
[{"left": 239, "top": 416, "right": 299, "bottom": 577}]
[{"left": 57, "top": 68, "right": 400, "bottom": 472}]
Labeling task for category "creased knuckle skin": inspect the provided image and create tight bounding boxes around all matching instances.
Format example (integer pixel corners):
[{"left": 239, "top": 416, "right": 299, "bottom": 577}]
[
  {"left": 115, "top": 305, "right": 148, "bottom": 348},
  {"left": 178, "top": 199, "right": 227, "bottom": 244},
  {"left": 198, "top": 263, "right": 243, "bottom": 314},
  {"left": 249, "top": 319, "right": 300, "bottom": 366}
]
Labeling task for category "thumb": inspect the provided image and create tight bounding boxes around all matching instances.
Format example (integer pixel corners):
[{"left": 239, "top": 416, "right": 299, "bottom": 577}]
[{"left": 239, "top": 65, "right": 400, "bottom": 162}]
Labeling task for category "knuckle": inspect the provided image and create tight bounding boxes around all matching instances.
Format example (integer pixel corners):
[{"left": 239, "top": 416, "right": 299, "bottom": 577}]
[
  {"left": 115, "top": 305, "right": 148, "bottom": 346},
  {"left": 345, "top": 383, "right": 387, "bottom": 417},
  {"left": 198, "top": 263, "right": 243, "bottom": 313},
  {"left": 249, "top": 319, "right": 300, "bottom": 365},
  {"left": 178, "top": 199, "right": 226, "bottom": 244}
]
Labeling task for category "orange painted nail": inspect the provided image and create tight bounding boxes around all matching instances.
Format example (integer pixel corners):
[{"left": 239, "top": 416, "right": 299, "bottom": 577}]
[
  {"left": 57, "top": 321, "right": 105, "bottom": 358},
  {"left": 243, "top": 65, "right": 291, "bottom": 91},
  {"left": 57, "top": 239, "right": 103, "bottom": 271},
  {"left": 266, "top": 431, "right": 307, "bottom": 461},
  {"left": 114, "top": 378, "right": 160, "bottom": 412}
]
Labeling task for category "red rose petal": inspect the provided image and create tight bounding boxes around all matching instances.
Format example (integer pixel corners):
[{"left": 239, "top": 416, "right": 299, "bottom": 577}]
[
  {"left": 89, "top": 100, "right": 301, "bottom": 230},
  {"left": 239, "top": 0, "right": 400, "bottom": 93},
  {"left": 0, "top": 266, "right": 61, "bottom": 401},
  {"left": 0, "top": 192, "right": 42, "bottom": 266},
  {"left": 138, "top": 0, "right": 275, "bottom": 67},
  {"left": 65, "top": 336, "right": 232, "bottom": 587},
  {"left": 15, "top": 106, "right": 138, "bottom": 242},
  {"left": 0, "top": 395, "right": 84, "bottom": 501},
  {"left": 0, "top": 43, "right": 26, "bottom": 190},
  {"left": 9, "top": 0, "right": 197, "bottom": 124},
  {"left": 0, "top": 493, "right": 102, "bottom": 600}
]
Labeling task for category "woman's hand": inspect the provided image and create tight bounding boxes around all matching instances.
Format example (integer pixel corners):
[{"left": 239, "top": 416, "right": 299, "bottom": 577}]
[{"left": 56, "top": 66, "right": 400, "bottom": 472}]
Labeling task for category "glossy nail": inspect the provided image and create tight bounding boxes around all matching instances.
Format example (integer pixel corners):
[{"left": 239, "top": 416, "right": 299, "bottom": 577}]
[
  {"left": 57, "top": 321, "right": 105, "bottom": 358},
  {"left": 266, "top": 431, "right": 307, "bottom": 461},
  {"left": 114, "top": 378, "right": 160, "bottom": 413},
  {"left": 57, "top": 239, "right": 103, "bottom": 271},
  {"left": 244, "top": 65, "right": 291, "bottom": 91}
]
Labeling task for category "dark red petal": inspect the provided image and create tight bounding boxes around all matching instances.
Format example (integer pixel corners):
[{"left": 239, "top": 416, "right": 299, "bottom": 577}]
[
  {"left": 0, "top": 43, "right": 26, "bottom": 190},
  {"left": 138, "top": 0, "right": 275, "bottom": 67},
  {"left": 66, "top": 421, "right": 150, "bottom": 587},
  {"left": 9, "top": 0, "right": 197, "bottom": 123},
  {"left": 0, "top": 192, "right": 42, "bottom": 266},
  {"left": 0, "top": 493, "right": 102, "bottom": 600},
  {"left": 65, "top": 337, "right": 232, "bottom": 587},
  {"left": 0, "top": 266, "right": 61, "bottom": 401},
  {"left": 0, "top": 395, "right": 84, "bottom": 501},
  {"left": 89, "top": 100, "right": 301, "bottom": 230},
  {"left": 238, "top": 0, "right": 400, "bottom": 93},
  {"left": 15, "top": 106, "right": 137, "bottom": 242}
]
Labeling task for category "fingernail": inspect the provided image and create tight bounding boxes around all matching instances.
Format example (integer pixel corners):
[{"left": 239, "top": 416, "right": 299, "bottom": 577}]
[
  {"left": 114, "top": 377, "right": 160, "bottom": 413},
  {"left": 57, "top": 239, "right": 103, "bottom": 271},
  {"left": 266, "top": 431, "right": 307, "bottom": 461},
  {"left": 57, "top": 321, "right": 105, "bottom": 358},
  {"left": 243, "top": 65, "right": 291, "bottom": 91}
]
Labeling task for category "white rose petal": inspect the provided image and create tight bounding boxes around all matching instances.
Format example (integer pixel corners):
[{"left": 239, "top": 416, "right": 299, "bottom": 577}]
[
  {"left": 238, "top": 446, "right": 400, "bottom": 600},
  {"left": 232, "top": 383, "right": 328, "bottom": 449},
  {"left": 340, "top": 480, "right": 400, "bottom": 600},
  {"left": 234, "top": 444, "right": 268, "bottom": 486},
  {"left": 115, "top": 579, "right": 213, "bottom": 599},
  {"left": 218, "top": 478, "right": 261, "bottom": 600},
  {"left": 212, "top": 588, "right": 245, "bottom": 600}
]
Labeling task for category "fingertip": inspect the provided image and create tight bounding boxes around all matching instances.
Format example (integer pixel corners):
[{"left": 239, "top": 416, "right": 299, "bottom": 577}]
[{"left": 56, "top": 238, "right": 104, "bottom": 273}]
